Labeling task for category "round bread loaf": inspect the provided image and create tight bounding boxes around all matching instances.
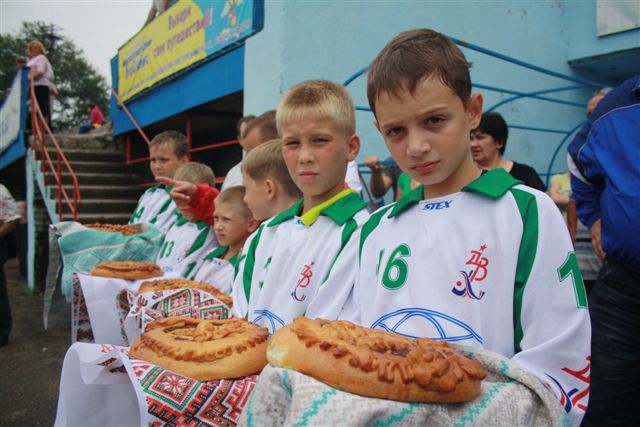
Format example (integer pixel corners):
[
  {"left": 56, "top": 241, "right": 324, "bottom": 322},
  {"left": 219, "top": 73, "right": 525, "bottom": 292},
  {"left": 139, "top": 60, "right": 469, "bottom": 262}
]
[
  {"left": 130, "top": 317, "right": 269, "bottom": 381},
  {"left": 89, "top": 261, "right": 163, "bottom": 280},
  {"left": 138, "top": 278, "right": 233, "bottom": 307},
  {"left": 85, "top": 223, "right": 139, "bottom": 236},
  {"left": 267, "top": 317, "right": 486, "bottom": 403}
]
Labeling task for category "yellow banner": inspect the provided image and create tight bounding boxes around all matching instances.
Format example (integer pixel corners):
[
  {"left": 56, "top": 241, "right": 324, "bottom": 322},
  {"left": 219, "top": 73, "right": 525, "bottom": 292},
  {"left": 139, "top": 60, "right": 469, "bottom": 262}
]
[{"left": 118, "top": 0, "right": 256, "bottom": 101}]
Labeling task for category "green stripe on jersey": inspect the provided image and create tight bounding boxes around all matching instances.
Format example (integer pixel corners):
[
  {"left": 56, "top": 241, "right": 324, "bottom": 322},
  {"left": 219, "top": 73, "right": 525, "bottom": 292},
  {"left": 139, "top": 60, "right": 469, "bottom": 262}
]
[
  {"left": 185, "top": 225, "right": 212, "bottom": 257},
  {"left": 511, "top": 188, "right": 539, "bottom": 353},
  {"left": 242, "top": 224, "right": 266, "bottom": 304},
  {"left": 359, "top": 205, "right": 394, "bottom": 260},
  {"left": 321, "top": 217, "right": 358, "bottom": 283}
]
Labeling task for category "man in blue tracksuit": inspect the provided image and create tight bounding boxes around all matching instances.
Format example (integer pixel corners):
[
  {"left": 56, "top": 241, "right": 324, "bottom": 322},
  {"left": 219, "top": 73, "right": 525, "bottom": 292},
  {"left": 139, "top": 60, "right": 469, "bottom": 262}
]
[{"left": 568, "top": 75, "right": 640, "bottom": 426}]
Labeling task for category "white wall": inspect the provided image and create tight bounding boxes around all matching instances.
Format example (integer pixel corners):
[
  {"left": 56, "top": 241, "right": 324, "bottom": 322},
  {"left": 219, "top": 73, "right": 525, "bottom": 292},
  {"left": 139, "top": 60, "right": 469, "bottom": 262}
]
[{"left": 245, "top": 1, "right": 631, "bottom": 181}]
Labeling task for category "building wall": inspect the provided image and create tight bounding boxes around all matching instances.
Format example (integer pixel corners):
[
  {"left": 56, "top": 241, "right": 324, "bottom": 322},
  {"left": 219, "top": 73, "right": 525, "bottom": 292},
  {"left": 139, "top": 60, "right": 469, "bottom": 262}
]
[{"left": 244, "top": 1, "right": 635, "bottom": 180}]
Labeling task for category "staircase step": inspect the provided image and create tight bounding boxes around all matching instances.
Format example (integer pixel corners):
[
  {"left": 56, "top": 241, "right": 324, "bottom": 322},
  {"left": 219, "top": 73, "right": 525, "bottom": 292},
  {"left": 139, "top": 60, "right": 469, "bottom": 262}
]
[
  {"left": 76, "top": 199, "right": 139, "bottom": 214},
  {"left": 44, "top": 172, "right": 140, "bottom": 186},
  {"left": 43, "top": 148, "right": 124, "bottom": 163},
  {"left": 50, "top": 185, "right": 144, "bottom": 200},
  {"left": 64, "top": 161, "right": 137, "bottom": 174}
]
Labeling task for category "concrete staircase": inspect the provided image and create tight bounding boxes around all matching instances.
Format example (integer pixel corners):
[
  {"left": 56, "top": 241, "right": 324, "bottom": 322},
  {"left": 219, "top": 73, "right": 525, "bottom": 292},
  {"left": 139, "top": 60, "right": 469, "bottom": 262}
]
[{"left": 38, "top": 127, "right": 144, "bottom": 224}]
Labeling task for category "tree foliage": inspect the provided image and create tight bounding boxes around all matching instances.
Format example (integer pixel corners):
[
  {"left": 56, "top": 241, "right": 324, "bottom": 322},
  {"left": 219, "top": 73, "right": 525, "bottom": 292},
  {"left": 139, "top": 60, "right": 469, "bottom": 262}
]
[{"left": 0, "top": 21, "right": 109, "bottom": 131}]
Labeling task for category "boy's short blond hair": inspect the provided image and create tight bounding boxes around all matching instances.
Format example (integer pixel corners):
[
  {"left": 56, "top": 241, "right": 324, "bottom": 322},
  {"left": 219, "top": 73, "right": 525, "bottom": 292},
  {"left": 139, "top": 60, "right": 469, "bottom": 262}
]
[
  {"left": 215, "top": 186, "right": 253, "bottom": 219},
  {"left": 367, "top": 28, "right": 472, "bottom": 116},
  {"left": 276, "top": 80, "right": 355, "bottom": 137},
  {"left": 174, "top": 162, "right": 215, "bottom": 186},
  {"left": 149, "top": 131, "right": 189, "bottom": 158},
  {"left": 242, "top": 139, "right": 302, "bottom": 199}
]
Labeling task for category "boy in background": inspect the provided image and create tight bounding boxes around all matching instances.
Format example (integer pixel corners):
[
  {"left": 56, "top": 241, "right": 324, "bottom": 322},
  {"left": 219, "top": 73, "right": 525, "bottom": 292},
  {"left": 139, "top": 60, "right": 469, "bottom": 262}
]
[
  {"left": 156, "top": 162, "right": 218, "bottom": 278},
  {"left": 340, "top": 29, "right": 590, "bottom": 425},
  {"left": 165, "top": 111, "right": 279, "bottom": 221},
  {"left": 241, "top": 138, "right": 302, "bottom": 221},
  {"left": 191, "top": 186, "right": 258, "bottom": 294},
  {"left": 221, "top": 111, "right": 278, "bottom": 190},
  {"left": 232, "top": 80, "right": 369, "bottom": 333},
  {"left": 129, "top": 131, "right": 189, "bottom": 232},
  {"left": 220, "top": 115, "right": 255, "bottom": 191}
]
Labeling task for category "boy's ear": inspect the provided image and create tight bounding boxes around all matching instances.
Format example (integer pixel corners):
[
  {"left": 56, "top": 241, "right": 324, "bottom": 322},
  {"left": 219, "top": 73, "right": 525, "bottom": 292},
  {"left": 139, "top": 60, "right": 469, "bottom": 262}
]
[
  {"left": 467, "top": 93, "right": 483, "bottom": 129},
  {"left": 247, "top": 218, "right": 260, "bottom": 234},
  {"left": 347, "top": 134, "right": 361, "bottom": 162},
  {"left": 265, "top": 179, "right": 276, "bottom": 201}
]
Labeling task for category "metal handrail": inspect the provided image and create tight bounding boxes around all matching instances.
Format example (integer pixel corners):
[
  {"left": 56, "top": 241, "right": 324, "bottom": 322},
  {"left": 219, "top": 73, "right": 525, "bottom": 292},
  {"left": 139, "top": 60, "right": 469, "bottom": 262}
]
[
  {"left": 30, "top": 79, "right": 80, "bottom": 221},
  {"left": 111, "top": 87, "right": 151, "bottom": 146}
]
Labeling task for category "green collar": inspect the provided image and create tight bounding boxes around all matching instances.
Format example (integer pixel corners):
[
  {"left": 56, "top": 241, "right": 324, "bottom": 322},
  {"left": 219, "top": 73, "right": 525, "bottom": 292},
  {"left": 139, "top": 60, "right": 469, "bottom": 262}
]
[
  {"left": 203, "top": 246, "right": 228, "bottom": 260},
  {"left": 175, "top": 214, "right": 210, "bottom": 229},
  {"left": 389, "top": 169, "right": 521, "bottom": 218},
  {"left": 268, "top": 191, "right": 366, "bottom": 227},
  {"left": 149, "top": 183, "right": 172, "bottom": 193}
]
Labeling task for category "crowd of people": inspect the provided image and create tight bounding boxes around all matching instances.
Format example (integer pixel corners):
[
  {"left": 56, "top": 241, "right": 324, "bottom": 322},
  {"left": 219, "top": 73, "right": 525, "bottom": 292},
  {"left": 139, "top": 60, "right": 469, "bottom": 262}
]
[{"left": 2, "top": 25, "right": 637, "bottom": 426}]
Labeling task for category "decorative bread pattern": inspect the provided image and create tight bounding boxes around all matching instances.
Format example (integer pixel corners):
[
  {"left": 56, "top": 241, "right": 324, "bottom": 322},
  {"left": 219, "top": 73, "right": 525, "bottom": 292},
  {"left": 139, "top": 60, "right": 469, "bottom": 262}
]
[
  {"left": 267, "top": 317, "right": 486, "bottom": 402},
  {"left": 85, "top": 223, "right": 139, "bottom": 236},
  {"left": 89, "top": 261, "right": 163, "bottom": 280},
  {"left": 130, "top": 317, "right": 269, "bottom": 381},
  {"left": 138, "top": 279, "right": 233, "bottom": 307}
]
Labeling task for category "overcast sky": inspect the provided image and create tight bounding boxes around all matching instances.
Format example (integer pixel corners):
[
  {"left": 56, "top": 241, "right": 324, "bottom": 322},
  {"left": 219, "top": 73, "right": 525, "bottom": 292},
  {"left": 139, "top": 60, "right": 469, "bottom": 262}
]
[{"left": 1, "top": 0, "right": 151, "bottom": 86}]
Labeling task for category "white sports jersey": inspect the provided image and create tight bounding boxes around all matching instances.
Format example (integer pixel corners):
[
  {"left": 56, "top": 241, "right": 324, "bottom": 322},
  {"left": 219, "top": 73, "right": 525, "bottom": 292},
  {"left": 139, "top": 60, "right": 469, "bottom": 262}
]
[
  {"left": 221, "top": 161, "right": 243, "bottom": 191},
  {"left": 129, "top": 184, "right": 178, "bottom": 233},
  {"left": 155, "top": 216, "right": 218, "bottom": 278},
  {"left": 232, "top": 192, "right": 368, "bottom": 334},
  {"left": 191, "top": 246, "right": 242, "bottom": 294},
  {"left": 342, "top": 169, "right": 590, "bottom": 426}
]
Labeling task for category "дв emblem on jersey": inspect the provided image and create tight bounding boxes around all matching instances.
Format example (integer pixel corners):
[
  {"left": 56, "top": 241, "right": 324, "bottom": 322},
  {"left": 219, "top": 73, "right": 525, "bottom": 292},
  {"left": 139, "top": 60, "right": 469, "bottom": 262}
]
[
  {"left": 291, "top": 262, "right": 315, "bottom": 302},
  {"left": 452, "top": 244, "right": 489, "bottom": 300}
]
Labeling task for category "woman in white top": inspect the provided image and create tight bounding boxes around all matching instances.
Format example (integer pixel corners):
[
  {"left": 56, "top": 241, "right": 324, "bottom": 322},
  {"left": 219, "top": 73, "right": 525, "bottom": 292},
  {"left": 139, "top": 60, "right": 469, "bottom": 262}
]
[{"left": 26, "top": 40, "right": 54, "bottom": 128}]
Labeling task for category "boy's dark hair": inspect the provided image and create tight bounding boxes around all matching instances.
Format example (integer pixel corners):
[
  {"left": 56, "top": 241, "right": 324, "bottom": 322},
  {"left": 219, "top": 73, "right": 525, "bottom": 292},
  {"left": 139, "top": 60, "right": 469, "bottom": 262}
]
[
  {"left": 149, "top": 130, "right": 189, "bottom": 158},
  {"left": 173, "top": 162, "right": 215, "bottom": 186},
  {"left": 367, "top": 28, "right": 472, "bottom": 116},
  {"left": 243, "top": 110, "right": 278, "bottom": 142},
  {"left": 477, "top": 112, "right": 508, "bottom": 155},
  {"left": 236, "top": 115, "right": 256, "bottom": 138},
  {"left": 242, "top": 139, "right": 302, "bottom": 199}
]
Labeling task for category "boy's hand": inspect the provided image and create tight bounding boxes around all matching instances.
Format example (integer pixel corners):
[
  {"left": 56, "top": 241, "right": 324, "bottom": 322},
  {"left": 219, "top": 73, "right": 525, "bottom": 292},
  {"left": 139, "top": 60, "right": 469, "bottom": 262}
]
[
  {"left": 155, "top": 176, "right": 197, "bottom": 208},
  {"left": 590, "top": 219, "right": 606, "bottom": 259},
  {"left": 364, "top": 155, "right": 383, "bottom": 172}
]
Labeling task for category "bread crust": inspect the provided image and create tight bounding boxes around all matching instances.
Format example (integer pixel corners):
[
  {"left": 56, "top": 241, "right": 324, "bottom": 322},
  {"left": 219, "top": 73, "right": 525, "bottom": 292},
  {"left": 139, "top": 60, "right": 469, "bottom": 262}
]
[
  {"left": 89, "top": 261, "right": 163, "bottom": 280},
  {"left": 85, "top": 223, "right": 139, "bottom": 235},
  {"left": 130, "top": 317, "right": 269, "bottom": 381},
  {"left": 138, "top": 279, "right": 233, "bottom": 307},
  {"left": 267, "top": 317, "right": 486, "bottom": 403}
]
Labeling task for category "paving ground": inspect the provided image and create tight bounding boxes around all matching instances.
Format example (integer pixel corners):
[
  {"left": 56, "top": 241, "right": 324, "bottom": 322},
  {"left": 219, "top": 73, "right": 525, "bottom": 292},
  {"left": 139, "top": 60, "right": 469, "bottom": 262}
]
[{"left": 0, "top": 258, "right": 70, "bottom": 426}]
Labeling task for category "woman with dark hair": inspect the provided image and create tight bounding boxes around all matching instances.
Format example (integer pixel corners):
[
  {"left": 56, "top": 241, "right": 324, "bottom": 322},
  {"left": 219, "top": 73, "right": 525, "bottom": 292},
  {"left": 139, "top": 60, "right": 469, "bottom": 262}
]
[
  {"left": 26, "top": 40, "right": 54, "bottom": 128},
  {"left": 470, "top": 112, "right": 546, "bottom": 191}
]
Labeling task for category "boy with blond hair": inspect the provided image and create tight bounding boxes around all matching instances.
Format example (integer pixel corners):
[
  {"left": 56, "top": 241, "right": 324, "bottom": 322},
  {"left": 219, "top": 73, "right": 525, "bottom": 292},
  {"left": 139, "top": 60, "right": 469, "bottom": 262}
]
[
  {"left": 156, "top": 162, "right": 218, "bottom": 278},
  {"left": 231, "top": 80, "right": 369, "bottom": 333},
  {"left": 191, "top": 186, "right": 258, "bottom": 294},
  {"left": 338, "top": 29, "right": 590, "bottom": 425},
  {"left": 241, "top": 138, "right": 302, "bottom": 221},
  {"left": 129, "top": 131, "right": 189, "bottom": 232}
]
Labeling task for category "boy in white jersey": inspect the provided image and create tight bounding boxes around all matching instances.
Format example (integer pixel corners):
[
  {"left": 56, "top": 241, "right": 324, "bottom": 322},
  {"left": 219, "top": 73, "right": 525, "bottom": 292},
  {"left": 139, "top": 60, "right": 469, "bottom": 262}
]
[
  {"left": 241, "top": 138, "right": 302, "bottom": 221},
  {"left": 231, "top": 80, "right": 369, "bottom": 333},
  {"left": 191, "top": 186, "right": 258, "bottom": 294},
  {"left": 339, "top": 29, "right": 590, "bottom": 425},
  {"left": 156, "top": 162, "right": 218, "bottom": 278},
  {"left": 129, "top": 131, "right": 189, "bottom": 232}
]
